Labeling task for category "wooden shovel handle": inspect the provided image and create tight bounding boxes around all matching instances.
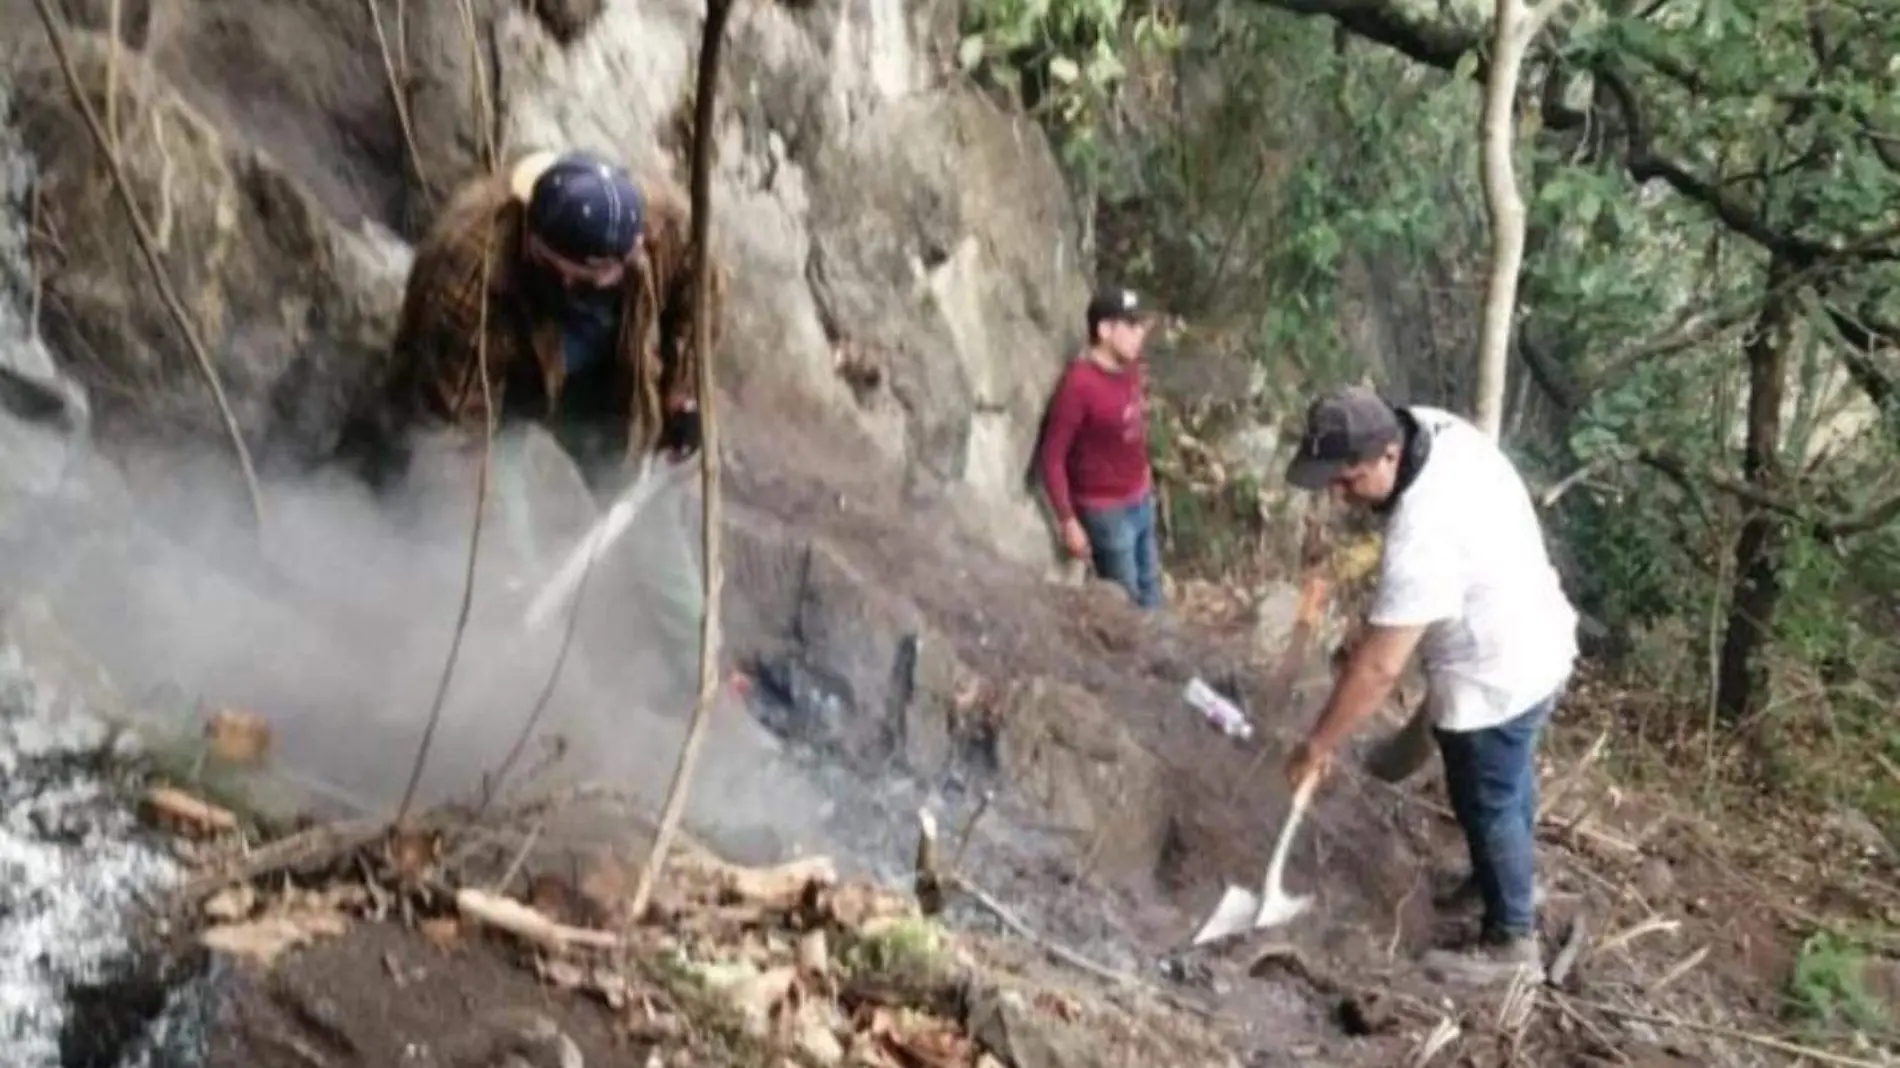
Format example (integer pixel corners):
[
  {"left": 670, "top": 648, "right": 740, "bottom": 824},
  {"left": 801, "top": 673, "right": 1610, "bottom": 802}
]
[{"left": 1231, "top": 568, "right": 1335, "bottom": 798}]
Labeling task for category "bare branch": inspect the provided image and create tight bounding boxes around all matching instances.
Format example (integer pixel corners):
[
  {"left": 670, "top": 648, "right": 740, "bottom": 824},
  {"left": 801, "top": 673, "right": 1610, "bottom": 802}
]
[
  {"left": 394, "top": 219, "right": 493, "bottom": 827},
  {"left": 627, "top": 0, "right": 737, "bottom": 925}
]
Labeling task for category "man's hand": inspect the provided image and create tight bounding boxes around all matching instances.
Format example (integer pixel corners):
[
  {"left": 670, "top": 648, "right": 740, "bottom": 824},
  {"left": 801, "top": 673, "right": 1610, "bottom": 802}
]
[
  {"left": 1059, "top": 517, "right": 1091, "bottom": 559},
  {"left": 1283, "top": 736, "right": 1334, "bottom": 790}
]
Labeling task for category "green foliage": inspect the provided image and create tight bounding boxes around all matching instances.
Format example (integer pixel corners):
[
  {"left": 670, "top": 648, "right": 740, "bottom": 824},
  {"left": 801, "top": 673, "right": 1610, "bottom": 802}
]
[
  {"left": 1788, "top": 931, "right": 1887, "bottom": 1034},
  {"left": 842, "top": 917, "right": 954, "bottom": 987},
  {"left": 1003, "top": 0, "right": 1900, "bottom": 820},
  {"left": 958, "top": 0, "right": 1183, "bottom": 180}
]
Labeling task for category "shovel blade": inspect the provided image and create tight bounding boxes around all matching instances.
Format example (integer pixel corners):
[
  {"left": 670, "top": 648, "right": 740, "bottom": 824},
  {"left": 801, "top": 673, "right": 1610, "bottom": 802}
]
[
  {"left": 1252, "top": 892, "right": 1312, "bottom": 930},
  {"left": 1191, "top": 886, "right": 1262, "bottom": 946}
]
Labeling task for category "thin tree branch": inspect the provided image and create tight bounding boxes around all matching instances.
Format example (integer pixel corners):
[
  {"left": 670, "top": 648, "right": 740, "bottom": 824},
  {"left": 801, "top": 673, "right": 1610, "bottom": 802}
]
[
  {"left": 627, "top": 0, "right": 736, "bottom": 925},
  {"left": 364, "top": 0, "right": 435, "bottom": 201},
  {"left": 1250, "top": 0, "right": 1900, "bottom": 268},
  {"left": 394, "top": 0, "right": 499, "bottom": 825},
  {"left": 394, "top": 228, "right": 493, "bottom": 827},
  {"left": 29, "top": 0, "right": 265, "bottom": 533}
]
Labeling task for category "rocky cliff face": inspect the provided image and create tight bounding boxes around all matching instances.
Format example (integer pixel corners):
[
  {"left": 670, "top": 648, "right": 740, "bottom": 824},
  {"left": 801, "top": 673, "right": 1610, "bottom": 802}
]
[
  {"left": 1, "top": 0, "right": 1091, "bottom": 566},
  {"left": 0, "top": 0, "right": 1207, "bottom": 895}
]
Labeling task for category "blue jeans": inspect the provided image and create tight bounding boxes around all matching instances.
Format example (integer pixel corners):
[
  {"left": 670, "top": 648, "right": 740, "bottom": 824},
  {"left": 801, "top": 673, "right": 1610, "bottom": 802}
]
[
  {"left": 1432, "top": 689, "right": 1559, "bottom": 939},
  {"left": 1078, "top": 493, "right": 1161, "bottom": 610}
]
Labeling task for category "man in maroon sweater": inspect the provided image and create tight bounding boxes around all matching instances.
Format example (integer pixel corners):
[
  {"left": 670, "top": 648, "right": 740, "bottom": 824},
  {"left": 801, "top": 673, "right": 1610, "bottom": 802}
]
[{"left": 1036, "top": 287, "right": 1161, "bottom": 609}]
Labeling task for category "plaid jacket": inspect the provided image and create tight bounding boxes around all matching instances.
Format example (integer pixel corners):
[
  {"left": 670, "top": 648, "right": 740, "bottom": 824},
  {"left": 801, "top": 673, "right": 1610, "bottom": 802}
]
[{"left": 378, "top": 157, "right": 724, "bottom": 459}]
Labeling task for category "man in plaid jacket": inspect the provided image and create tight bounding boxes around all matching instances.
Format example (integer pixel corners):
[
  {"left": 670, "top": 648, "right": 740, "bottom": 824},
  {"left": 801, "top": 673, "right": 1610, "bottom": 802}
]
[{"left": 346, "top": 148, "right": 722, "bottom": 491}]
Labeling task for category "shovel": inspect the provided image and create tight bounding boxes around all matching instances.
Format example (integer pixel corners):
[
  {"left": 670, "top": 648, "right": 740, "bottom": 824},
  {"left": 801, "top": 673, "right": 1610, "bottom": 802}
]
[{"left": 1190, "top": 771, "right": 1320, "bottom": 946}]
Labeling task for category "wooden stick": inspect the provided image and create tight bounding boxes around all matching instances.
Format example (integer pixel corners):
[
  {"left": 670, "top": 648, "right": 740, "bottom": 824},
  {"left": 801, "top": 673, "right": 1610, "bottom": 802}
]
[
  {"left": 180, "top": 817, "right": 388, "bottom": 900},
  {"left": 394, "top": 219, "right": 494, "bottom": 826},
  {"left": 1645, "top": 944, "right": 1708, "bottom": 996},
  {"left": 363, "top": 0, "right": 435, "bottom": 198},
  {"left": 28, "top": 0, "right": 265, "bottom": 533},
  {"left": 1233, "top": 543, "right": 1332, "bottom": 796},
  {"left": 914, "top": 807, "right": 944, "bottom": 916},
  {"left": 950, "top": 788, "right": 994, "bottom": 871},
  {"left": 457, "top": 888, "right": 619, "bottom": 953},
  {"left": 946, "top": 872, "right": 1223, "bottom": 1022},
  {"left": 491, "top": 819, "right": 543, "bottom": 894},
  {"left": 1596, "top": 915, "right": 1678, "bottom": 956},
  {"left": 1564, "top": 995, "right": 1890, "bottom": 1068},
  {"left": 104, "top": 0, "right": 121, "bottom": 155},
  {"left": 1546, "top": 910, "right": 1588, "bottom": 987},
  {"left": 1542, "top": 993, "right": 1628, "bottom": 1066},
  {"left": 1537, "top": 729, "right": 1607, "bottom": 820},
  {"left": 1357, "top": 769, "right": 1639, "bottom": 855},
  {"left": 626, "top": 0, "right": 736, "bottom": 924}
]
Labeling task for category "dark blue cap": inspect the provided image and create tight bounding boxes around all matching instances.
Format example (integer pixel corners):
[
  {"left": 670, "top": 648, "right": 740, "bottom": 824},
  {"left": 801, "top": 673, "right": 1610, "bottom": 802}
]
[{"left": 525, "top": 151, "right": 644, "bottom": 263}]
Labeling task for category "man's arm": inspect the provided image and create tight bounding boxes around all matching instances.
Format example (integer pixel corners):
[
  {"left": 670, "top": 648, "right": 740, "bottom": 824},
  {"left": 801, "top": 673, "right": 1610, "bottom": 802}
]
[
  {"left": 1290, "top": 510, "right": 1460, "bottom": 785},
  {"left": 1037, "top": 368, "right": 1084, "bottom": 521},
  {"left": 1304, "top": 623, "right": 1425, "bottom": 753}
]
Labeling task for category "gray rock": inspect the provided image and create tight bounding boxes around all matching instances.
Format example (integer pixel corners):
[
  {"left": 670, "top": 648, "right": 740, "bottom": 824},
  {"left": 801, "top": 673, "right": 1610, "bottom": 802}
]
[
  {"left": 6, "top": 28, "right": 409, "bottom": 466},
  {"left": 446, "top": 1012, "right": 583, "bottom": 1068}
]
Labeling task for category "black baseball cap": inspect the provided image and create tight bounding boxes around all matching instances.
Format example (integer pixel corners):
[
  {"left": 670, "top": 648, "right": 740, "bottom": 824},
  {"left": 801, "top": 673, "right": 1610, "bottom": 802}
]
[
  {"left": 1086, "top": 286, "right": 1150, "bottom": 339},
  {"left": 525, "top": 150, "right": 645, "bottom": 263},
  {"left": 1284, "top": 386, "right": 1402, "bottom": 490}
]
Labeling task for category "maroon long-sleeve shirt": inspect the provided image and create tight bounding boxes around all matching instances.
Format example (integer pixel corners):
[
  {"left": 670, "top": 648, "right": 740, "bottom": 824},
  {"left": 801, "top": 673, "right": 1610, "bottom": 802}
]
[{"left": 1037, "top": 356, "right": 1153, "bottom": 522}]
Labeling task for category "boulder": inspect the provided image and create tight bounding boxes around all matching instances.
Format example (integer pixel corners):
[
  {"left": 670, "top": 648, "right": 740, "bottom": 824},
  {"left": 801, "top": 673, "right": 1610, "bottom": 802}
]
[
  {"left": 0, "top": 67, "right": 94, "bottom": 514},
  {"left": 5, "top": 31, "right": 409, "bottom": 468},
  {"left": 705, "top": 507, "right": 1178, "bottom": 880},
  {"left": 987, "top": 677, "right": 1171, "bottom": 880}
]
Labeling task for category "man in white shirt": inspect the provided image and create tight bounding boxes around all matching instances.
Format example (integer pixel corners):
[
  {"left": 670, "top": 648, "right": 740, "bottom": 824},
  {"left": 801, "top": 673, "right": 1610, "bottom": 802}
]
[{"left": 1281, "top": 386, "right": 1578, "bottom": 984}]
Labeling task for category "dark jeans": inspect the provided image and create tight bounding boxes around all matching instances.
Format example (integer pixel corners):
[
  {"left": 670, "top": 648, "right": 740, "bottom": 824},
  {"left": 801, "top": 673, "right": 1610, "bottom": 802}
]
[
  {"left": 1077, "top": 492, "right": 1161, "bottom": 610},
  {"left": 1433, "top": 688, "right": 1560, "bottom": 940}
]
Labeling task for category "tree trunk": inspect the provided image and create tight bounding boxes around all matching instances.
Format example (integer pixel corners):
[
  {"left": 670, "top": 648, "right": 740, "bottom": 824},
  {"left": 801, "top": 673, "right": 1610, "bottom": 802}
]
[
  {"left": 1472, "top": 0, "right": 1555, "bottom": 440},
  {"left": 1714, "top": 260, "right": 1794, "bottom": 723}
]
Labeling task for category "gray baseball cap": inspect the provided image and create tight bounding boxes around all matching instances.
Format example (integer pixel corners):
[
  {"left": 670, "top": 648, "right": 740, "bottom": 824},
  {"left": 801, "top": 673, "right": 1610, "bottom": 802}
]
[{"left": 1284, "top": 386, "right": 1402, "bottom": 490}]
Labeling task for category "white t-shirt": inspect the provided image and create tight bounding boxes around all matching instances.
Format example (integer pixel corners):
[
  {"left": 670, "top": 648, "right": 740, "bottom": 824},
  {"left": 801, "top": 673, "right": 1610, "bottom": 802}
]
[{"left": 1368, "top": 407, "right": 1578, "bottom": 732}]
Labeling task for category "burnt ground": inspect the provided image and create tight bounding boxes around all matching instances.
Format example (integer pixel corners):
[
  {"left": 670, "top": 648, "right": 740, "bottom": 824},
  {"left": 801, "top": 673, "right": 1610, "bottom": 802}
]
[{"left": 170, "top": 417, "right": 1900, "bottom": 1068}]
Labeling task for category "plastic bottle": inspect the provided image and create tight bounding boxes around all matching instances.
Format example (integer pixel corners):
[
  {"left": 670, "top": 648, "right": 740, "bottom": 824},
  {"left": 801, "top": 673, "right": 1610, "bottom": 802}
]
[{"left": 1184, "top": 677, "right": 1253, "bottom": 740}]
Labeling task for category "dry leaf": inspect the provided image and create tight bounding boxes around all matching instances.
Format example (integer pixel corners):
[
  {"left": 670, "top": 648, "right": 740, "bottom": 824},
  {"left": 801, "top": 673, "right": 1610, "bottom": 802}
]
[
  {"left": 202, "top": 883, "right": 256, "bottom": 923},
  {"left": 142, "top": 787, "right": 237, "bottom": 837},
  {"left": 200, "top": 911, "right": 347, "bottom": 967},
  {"left": 420, "top": 916, "right": 462, "bottom": 950},
  {"left": 205, "top": 707, "right": 272, "bottom": 765},
  {"left": 578, "top": 851, "right": 633, "bottom": 923},
  {"left": 795, "top": 999, "right": 847, "bottom": 1066},
  {"left": 885, "top": 1023, "right": 971, "bottom": 1068},
  {"left": 706, "top": 965, "right": 798, "bottom": 1039},
  {"left": 384, "top": 827, "right": 440, "bottom": 883}
]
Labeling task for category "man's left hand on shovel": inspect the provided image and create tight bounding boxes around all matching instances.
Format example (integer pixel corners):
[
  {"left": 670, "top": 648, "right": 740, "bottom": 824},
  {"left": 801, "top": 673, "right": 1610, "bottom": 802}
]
[
  {"left": 1284, "top": 621, "right": 1427, "bottom": 791},
  {"left": 1283, "top": 737, "right": 1333, "bottom": 790}
]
